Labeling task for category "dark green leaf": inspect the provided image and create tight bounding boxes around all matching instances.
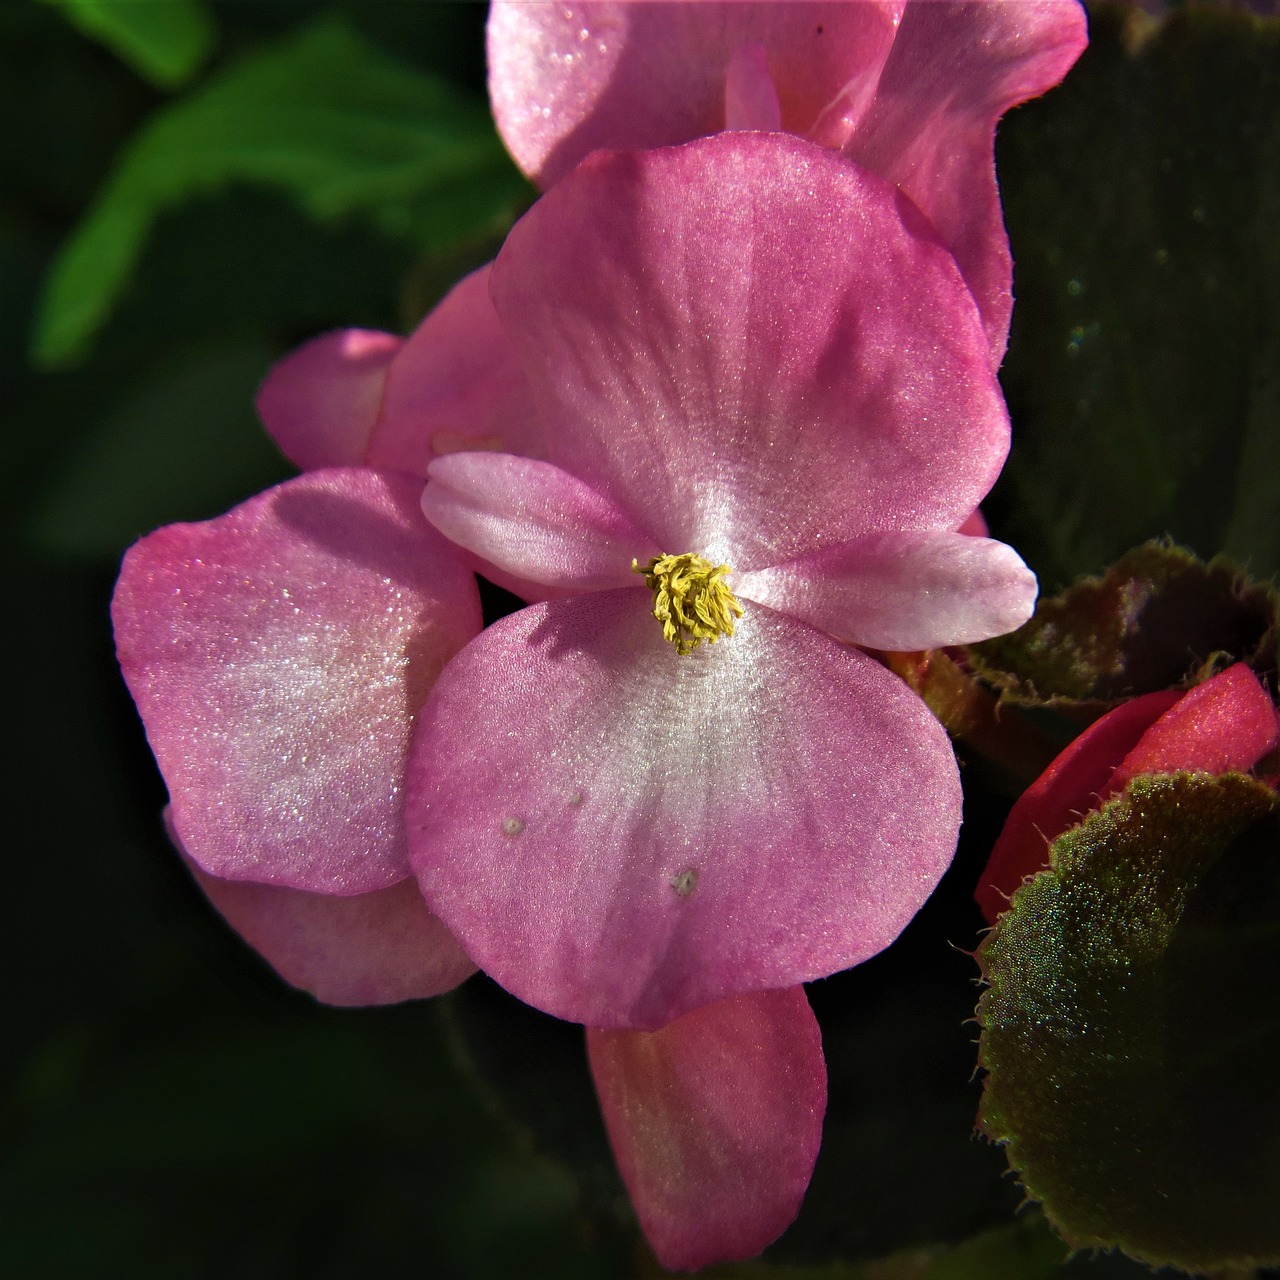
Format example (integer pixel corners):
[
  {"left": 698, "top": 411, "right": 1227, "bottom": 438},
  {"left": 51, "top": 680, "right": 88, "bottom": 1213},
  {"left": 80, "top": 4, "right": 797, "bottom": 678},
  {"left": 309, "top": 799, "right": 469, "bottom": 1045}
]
[
  {"left": 967, "top": 540, "right": 1279, "bottom": 714},
  {"left": 32, "top": 18, "right": 529, "bottom": 367},
  {"left": 24, "top": 338, "right": 290, "bottom": 557},
  {"left": 40, "top": 0, "right": 215, "bottom": 89},
  {"left": 996, "top": 3, "right": 1280, "bottom": 584},
  {"left": 441, "top": 977, "right": 638, "bottom": 1266},
  {"left": 976, "top": 772, "right": 1280, "bottom": 1271}
]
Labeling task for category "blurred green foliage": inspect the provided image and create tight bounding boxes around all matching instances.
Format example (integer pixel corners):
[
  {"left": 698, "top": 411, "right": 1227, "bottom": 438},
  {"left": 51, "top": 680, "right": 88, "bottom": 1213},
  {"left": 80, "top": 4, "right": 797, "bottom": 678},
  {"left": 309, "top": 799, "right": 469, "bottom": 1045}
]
[
  {"left": 39, "top": 0, "right": 216, "bottom": 88},
  {"left": 6, "top": 1, "right": 1277, "bottom": 1277},
  {"left": 996, "top": 2, "right": 1280, "bottom": 587},
  {"left": 32, "top": 17, "right": 530, "bottom": 367}
]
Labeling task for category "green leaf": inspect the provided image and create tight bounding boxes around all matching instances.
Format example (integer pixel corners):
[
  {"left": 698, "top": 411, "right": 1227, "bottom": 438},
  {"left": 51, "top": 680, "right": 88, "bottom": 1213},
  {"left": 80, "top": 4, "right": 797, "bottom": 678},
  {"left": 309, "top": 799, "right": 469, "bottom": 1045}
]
[
  {"left": 995, "top": 3, "right": 1280, "bottom": 585},
  {"left": 976, "top": 772, "right": 1280, "bottom": 1271},
  {"left": 967, "top": 540, "right": 1279, "bottom": 714},
  {"left": 40, "top": 0, "right": 215, "bottom": 89},
  {"left": 32, "top": 18, "right": 529, "bottom": 368}
]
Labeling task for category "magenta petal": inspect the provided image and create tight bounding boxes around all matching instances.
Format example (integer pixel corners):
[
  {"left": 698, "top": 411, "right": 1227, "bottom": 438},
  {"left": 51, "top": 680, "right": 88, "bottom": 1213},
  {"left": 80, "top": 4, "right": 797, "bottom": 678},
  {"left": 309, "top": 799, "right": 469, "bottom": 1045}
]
[
  {"left": 1113, "top": 662, "right": 1279, "bottom": 787},
  {"left": 736, "top": 532, "right": 1036, "bottom": 650},
  {"left": 370, "top": 264, "right": 542, "bottom": 478},
  {"left": 492, "top": 133, "right": 1009, "bottom": 568},
  {"left": 255, "top": 329, "right": 402, "bottom": 471},
  {"left": 113, "top": 469, "right": 482, "bottom": 894},
  {"left": 406, "top": 592, "right": 960, "bottom": 1029},
  {"left": 488, "top": 2, "right": 897, "bottom": 188},
  {"left": 842, "top": 1, "right": 1087, "bottom": 361},
  {"left": 182, "top": 846, "right": 476, "bottom": 1007},
  {"left": 587, "top": 986, "right": 825, "bottom": 1271},
  {"left": 422, "top": 453, "right": 658, "bottom": 590}
]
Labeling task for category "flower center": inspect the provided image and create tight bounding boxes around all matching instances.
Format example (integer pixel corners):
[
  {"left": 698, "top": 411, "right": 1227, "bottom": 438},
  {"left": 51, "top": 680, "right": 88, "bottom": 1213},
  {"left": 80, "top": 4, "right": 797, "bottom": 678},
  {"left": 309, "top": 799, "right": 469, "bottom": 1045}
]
[{"left": 632, "top": 552, "right": 744, "bottom": 656}]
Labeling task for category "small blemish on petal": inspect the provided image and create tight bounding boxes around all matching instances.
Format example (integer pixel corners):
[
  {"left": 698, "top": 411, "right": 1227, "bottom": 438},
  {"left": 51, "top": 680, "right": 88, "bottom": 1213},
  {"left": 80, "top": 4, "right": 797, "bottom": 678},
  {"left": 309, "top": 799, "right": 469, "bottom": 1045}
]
[
  {"left": 670, "top": 868, "right": 698, "bottom": 898},
  {"left": 568, "top": 790, "right": 584, "bottom": 806},
  {"left": 502, "top": 816, "right": 525, "bottom": 837}
]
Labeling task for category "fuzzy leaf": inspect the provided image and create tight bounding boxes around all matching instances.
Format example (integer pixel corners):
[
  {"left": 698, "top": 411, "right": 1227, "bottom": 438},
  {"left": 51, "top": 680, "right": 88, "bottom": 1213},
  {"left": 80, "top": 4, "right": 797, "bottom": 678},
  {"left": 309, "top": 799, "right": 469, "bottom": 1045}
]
[
  {"left": 977, "top": 772, "right": 1280, "bottom": 1271},
  {"left": 967, "top": 541, "right": 1278, "bottom": 714}
]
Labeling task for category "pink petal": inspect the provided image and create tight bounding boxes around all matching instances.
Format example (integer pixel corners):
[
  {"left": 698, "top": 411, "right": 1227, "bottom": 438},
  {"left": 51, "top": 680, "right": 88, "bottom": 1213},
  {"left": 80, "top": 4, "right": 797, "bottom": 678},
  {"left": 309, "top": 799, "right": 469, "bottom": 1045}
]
[
  {"left": 840, "top": 1, "right": 1087, "bottom": 362},
  {"left": 488, "top": 1, "right": 1084, "bottom": 363},
  {"left": 406, "top": 591, "right": 960, "bottom": 1030},
  {"left": 723, "top": 43, "right": 782, "bottom": 132},
  {"left": 1112, "top": 662, "right": 1279, "bottom": 788},
  {"left": 422, "top": 453, "right": 658, "bottom": 591},
  {"left": 371, "top": 264, "right": 544, "bottom": 478},
  {"left": 172, "top": 815, "right": 476, "bottom": 1007},
  {"left": 488, "top": 2, "right": 898, "bottom": 188},
  {"left": 255, "top": 329, "right": 402, "bottom": 471},
  {"left": 587, "top": 986, "right": 825, "bottom": 1271},
  {"left": 735, "top": 532, "right": 1037, "bottom": 650},
  {"left": 113, "top": 469, "right": 482, "bottom": 895},
  {"left": 492, "top": 133, "right": 1009, "bottom": 571},
  {"left": 974, "top": 690, "right": 1182, "bottom": 925},
  {"left": 958, "top": 508, "right": 989, "bottom": 537}
]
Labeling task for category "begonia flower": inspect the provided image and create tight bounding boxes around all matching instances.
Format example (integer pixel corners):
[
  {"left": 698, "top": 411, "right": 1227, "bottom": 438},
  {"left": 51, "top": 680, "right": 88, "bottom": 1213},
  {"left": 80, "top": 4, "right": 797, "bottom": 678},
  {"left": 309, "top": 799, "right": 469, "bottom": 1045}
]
[
  {"left": 112, "top": 471, "right": 825, "bottom": 1269},
  {"left": 255, "top": 264, "right": 540, "bottom": 479},
  {"left": 487, "top": 0, "right": 1088, "bottom": 363},
  {"left": 112, "top": 468, "right": 484, "bottom": 1003},
  {"left": 975, "top": 661, "right": 1280, "bottom": 923},
  {"left": 406, "top": 131, "right": 1038, "bottom": 1031}
]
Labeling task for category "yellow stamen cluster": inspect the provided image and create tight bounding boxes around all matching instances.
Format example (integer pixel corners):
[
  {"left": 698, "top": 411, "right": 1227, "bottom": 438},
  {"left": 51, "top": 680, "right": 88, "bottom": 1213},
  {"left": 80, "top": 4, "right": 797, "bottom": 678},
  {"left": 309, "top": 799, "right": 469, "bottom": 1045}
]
[{"left": 632, "top": 552, "right": 744, "bottom": 655}]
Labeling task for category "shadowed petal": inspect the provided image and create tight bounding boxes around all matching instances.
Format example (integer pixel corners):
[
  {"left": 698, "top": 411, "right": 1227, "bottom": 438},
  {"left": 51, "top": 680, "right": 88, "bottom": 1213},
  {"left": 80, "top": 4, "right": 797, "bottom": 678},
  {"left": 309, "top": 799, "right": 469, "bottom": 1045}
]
[
  {"left": 492, "top": 133, "right": 1009, "bottom": 569},
  {"left": 173, "top": 814, "right": 476, "bottom": 1007},
  {"left": 406, "top": 590, "right": 960, "bottom": 1029},
  {"left": 736, "top": 532, "right": 1036, "bottom": 650},
  {"left": 423, "top": 453, "right": 658, "bottom": 590},
  {"left": 255, "top": 328, "right": 401, "bottom": 470},
  {"left": 114, "top": 469, "right": 482, "bottom": 894},
  {"left": 723, "top": 43, "right": 782, "bottom": 132},
  {"left": 841, "top": 1, "right": 1087, "bottom": 361},
  {"left": 488, "top": 1, "right": 1085, "bottom": 362},
  {"left": 488, "top": 2, "right": 897, "bottom": 187},
  {"left": 371, "top": 264, "right": 543, "bottom": 477},
  {"left": 588, "top": 987, "right": 825, "bottom": 1271}
]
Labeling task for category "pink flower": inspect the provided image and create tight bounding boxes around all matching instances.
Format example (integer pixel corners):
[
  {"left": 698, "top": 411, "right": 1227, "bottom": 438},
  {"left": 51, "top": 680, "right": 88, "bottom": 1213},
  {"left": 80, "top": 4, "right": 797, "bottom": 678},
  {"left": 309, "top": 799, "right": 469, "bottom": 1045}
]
[
  {"left": 254, "top": 267, "right": 578, "bottom": 603},
  {"left": 112, "top": 349, "right": 824, "bottom": 1276},
  {"left": 112, "top": 468, "right": 484, "bottom": 1003},
  {"left": 487, "top": 0, "right": 1088, "bottom": 364},
  {"left": 976, "top": 662, "right": 1280, "bottom": 924},
  {"left": 254, "top": 265, "right": 539, "bottom": 479},
  {"left": 406, "top": 131, "right": 1038, "bottom": 1032}
]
